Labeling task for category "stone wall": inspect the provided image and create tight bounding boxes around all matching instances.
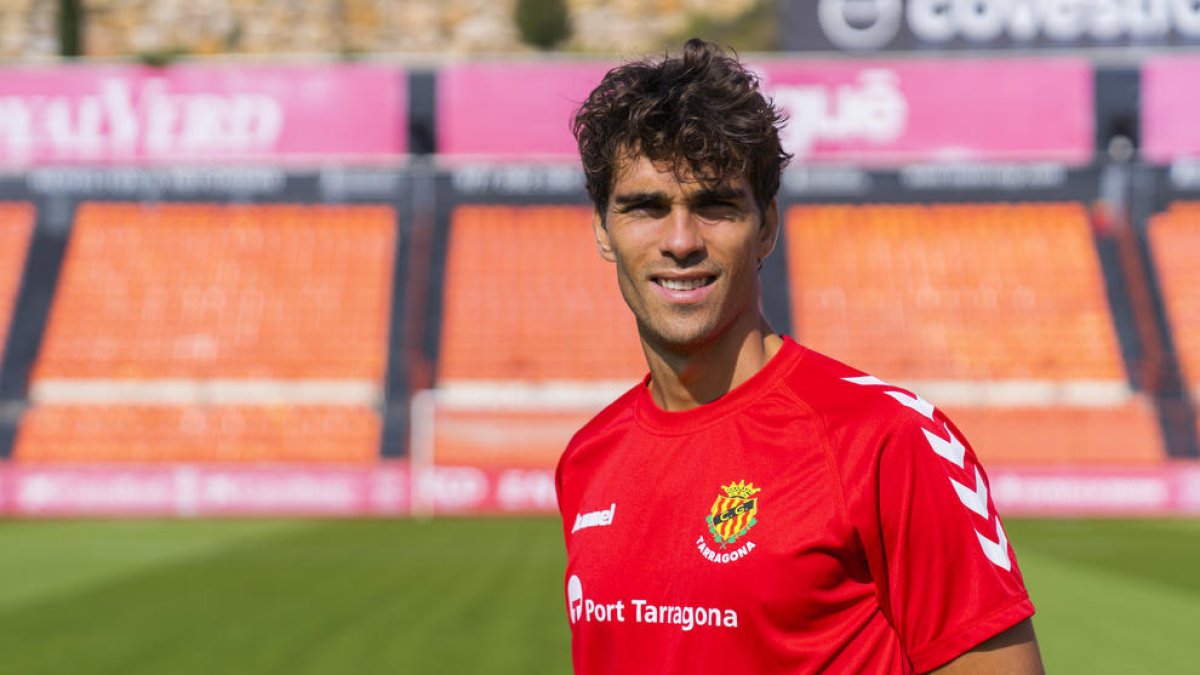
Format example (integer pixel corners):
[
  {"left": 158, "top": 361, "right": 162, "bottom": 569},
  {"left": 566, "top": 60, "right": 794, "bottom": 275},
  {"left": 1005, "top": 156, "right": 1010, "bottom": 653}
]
[
  {"left": 73, "top": 0, "right": 756, "bottom": 58},
  {"left": 0, "top": 0, "right": 57, "bottom": 59}
]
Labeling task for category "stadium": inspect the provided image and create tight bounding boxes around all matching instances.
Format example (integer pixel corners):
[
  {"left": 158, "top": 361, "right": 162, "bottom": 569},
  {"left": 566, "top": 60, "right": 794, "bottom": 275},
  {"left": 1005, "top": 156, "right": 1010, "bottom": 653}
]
[{"left": 0, "top": 0, "right": 1198, "bottom": 673}]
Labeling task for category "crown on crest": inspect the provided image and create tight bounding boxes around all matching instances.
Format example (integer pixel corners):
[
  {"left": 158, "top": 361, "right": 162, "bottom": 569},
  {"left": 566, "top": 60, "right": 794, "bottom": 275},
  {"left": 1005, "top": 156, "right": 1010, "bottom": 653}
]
[{"left": 721, "top": 481, "right": 761, "bottom": 499}]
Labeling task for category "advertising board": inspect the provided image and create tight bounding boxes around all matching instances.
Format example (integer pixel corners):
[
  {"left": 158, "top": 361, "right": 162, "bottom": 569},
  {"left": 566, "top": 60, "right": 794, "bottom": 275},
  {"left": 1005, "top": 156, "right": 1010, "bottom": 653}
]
[
  {"left": 438, "top": 58, "right": 1093, "bottom": 166},
  {"left": 784, "top": 0, "right": 1200, "bottom": 52},
  {"left": 1, "top": 463, "right": 1195, "bottom": 517},
  {"left": 0, "top": 64, "right": 405, "bottom": 165},
  {"left": 1142, "top": 56, "right": 1200, "bottom": 164}
]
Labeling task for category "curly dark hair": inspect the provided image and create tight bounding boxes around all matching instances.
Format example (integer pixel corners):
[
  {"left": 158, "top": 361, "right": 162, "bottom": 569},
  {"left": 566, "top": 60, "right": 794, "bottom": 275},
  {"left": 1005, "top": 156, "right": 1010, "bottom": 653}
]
[{"left": 573, "top": 38, "right": 792, "bottom": 219}]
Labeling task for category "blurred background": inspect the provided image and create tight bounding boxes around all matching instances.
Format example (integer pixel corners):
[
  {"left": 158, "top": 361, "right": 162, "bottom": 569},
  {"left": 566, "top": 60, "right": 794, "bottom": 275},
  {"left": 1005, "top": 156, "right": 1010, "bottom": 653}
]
[{"left": 0, "top": 0, "right": 1198, "bottom": 673}]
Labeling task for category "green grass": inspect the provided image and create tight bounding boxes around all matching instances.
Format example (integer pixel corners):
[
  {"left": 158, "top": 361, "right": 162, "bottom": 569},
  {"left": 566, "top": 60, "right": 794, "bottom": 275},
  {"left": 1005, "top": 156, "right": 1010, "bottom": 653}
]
[
  {"left": 0, "top": 518, "right": 1195, "bottom": 674},
  {"left": 1009, "top": 519, "right": 1200, "bottom": 674}
]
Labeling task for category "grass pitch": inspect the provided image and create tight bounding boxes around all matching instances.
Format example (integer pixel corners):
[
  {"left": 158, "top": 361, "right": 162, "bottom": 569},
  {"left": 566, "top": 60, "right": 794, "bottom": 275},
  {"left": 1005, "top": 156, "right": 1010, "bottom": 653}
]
[{"left": 0, "top": 517, "right": 1196, "bottom": 674}]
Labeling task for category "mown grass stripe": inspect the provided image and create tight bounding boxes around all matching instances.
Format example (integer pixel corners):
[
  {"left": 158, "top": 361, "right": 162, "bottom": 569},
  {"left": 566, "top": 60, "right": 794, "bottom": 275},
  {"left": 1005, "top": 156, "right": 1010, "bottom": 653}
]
[
  {"left": 0, "top": 520, "right": 309, "bottom": 612},
  {"left": 0, "top": 518, "right": 1193, "bottom": 675}
]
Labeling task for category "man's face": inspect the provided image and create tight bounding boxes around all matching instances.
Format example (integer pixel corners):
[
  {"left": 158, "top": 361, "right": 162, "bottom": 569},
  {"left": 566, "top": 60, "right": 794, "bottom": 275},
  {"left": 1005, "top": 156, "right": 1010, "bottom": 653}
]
[{"left": 593, "top": 153, "right": 778, "bottom": 354}]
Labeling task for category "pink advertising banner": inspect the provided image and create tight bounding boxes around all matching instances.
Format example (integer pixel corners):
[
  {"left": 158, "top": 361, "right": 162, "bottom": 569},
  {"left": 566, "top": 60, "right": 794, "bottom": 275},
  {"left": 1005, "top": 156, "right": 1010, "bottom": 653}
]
[
  {"left": 757, "top": 57, "right": 1092, "bottom": 166},
  {"left": 414, "top": 465, "right": 558, "bottom": 515},
  {"left": 0, "top": 64, "right": 404, "bottom": 165},
  {"left": 0, "top": 464, "right": 411, "bottom": 517},
  {"left": 0, "top": 462, "right": 558, "bottom": 517},
  {"left": 437, "top": 61, "right": 614, "bottom": 159},
  {"left": 1142, "top": 56, "right": 1200, "bottom": 164},
  {"left": 438, "top": 58, "right": 1093, "bottom": 165},
  {"left": 0, "top": 462, "right": 1197, "bottom": 517},
  {"left": 990, "top": 464, "right": 1200, "bottom": 517}
]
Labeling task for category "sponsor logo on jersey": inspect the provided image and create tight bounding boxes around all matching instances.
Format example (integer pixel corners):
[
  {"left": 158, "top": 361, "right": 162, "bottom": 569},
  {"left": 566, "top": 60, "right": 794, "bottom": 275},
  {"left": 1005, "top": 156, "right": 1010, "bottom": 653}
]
[
  {"left": 571, "top": 502, "right": 616, "bottom": 534},
  {"left": 697, "top": 480, "right": 761, "bottom": 564},
  {"left": 567, "top": 575, "right": 584, "bottom": 622},
  {"left": 566, "top": 575, "right": 739, "bottom": 631}
]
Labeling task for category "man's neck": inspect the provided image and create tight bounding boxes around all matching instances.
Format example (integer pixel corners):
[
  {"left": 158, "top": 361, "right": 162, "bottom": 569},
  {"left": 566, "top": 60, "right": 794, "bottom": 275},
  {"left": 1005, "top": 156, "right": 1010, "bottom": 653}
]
[{"left": 642, "top": 318, "right": 783, "bottom": 412}]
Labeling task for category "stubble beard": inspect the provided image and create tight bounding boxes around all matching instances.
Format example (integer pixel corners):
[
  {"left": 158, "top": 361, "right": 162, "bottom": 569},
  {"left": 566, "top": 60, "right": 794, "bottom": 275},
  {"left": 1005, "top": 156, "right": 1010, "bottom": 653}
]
[
  {"left": 614, "top": 256, "right": 759, "bottom": 359},
  {"left": 634, "top": 306, "right": 724, "bottom": 357}
]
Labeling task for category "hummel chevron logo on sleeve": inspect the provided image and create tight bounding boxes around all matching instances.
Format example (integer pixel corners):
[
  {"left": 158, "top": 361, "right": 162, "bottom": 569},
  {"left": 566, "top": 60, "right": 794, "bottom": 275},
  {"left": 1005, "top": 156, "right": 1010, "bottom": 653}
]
[
  {"left": 842, "top": 376, "right": 935, "bottom": 420},
  {"left": 845, "top": 376, "right": 1014, "bottom": 571},
  {"left": 976, "top": 517, "right": 1012, "bottom": 571},
  {"left": 921, "top": 424, "right": 966, "bottom": 468},
  {"left": 950, "top": 466, "right": 989, "bottom": 519}
]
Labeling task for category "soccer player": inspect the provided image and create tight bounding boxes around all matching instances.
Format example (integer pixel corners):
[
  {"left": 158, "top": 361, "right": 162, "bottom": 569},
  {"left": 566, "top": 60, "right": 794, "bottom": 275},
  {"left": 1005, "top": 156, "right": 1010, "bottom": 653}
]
[{"left": 556, "top": 39, "right": 1044, "bottom": 674}]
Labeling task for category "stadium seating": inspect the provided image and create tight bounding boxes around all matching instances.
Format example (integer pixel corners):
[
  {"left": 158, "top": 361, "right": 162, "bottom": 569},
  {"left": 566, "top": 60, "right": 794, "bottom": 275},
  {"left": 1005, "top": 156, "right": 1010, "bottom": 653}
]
[
  {"left": 1147, "top": 202, "right": 1200, "bottom": 450},
  {"left": 1148, "top": 202, "right": 1200, "bottom": 390},
  {"left": 786, "top": 203, "right": 1163, "bottom": 464},
  {"left": 423, "top": 205, "right": 645, "bottom": 473},
  {"left": 14, "top": 203, "right": 394, "bottom": 464},
  {"left": 438, "top": 205, "right": 644, "bottom": 383},
  {"left": 15, "top": 405, "right": 379, "bottom": 464},
  {"left": 0, "top": 202, "right": 34, "bottom": 365},
  {"left": 35, "top": 203, "right": 395, "bottom": 381},
  {"left": 786, "top": 203, "right": 1123, "bottom": 381},
  {"left": 944, "top": 402, "right": 1164, "bottom": 466}
]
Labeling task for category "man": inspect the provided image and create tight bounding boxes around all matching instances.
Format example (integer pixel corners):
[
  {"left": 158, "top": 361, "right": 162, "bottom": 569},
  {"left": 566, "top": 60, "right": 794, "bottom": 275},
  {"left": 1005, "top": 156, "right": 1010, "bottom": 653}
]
[{"left": 556, "top": 39, "right": 1044, "bottom": 674}]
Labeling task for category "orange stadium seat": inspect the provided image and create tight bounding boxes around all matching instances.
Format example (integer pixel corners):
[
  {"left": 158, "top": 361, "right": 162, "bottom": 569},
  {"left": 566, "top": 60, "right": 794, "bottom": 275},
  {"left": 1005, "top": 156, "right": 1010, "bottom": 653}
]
[
  {"left": 34, "top": 202, "right": 396, "bottom": 381},
  {"left": 944, "top": 401, "right": 1164, "bottom": 466},
  {"left": 13, "top": 405, "right": 380, "bottom": 464},
  {"left": 0, "top": 203, "right": 35, "bottom": 364},
  {"left": 1149, "top": 202, "right": 1200, "bottom": 390},
  {"left": 438, "top": 205, "right": 644, "bottom": 382},
  {"left": 1147, "top": 202, "right": 1200, "bottom": 451},
  {"left": 786, "top": 203, "right": 1123, "bottom": 382}
]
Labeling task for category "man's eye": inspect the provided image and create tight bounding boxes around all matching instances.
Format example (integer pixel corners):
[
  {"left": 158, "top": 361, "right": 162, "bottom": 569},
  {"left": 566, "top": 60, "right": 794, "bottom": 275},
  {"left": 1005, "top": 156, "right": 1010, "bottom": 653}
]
[
  {"left": 697, "top": 204, "right": 740, "bottom": 220},
  {"left": 624, "top": 204, "right": 668, "bottom": 217}
]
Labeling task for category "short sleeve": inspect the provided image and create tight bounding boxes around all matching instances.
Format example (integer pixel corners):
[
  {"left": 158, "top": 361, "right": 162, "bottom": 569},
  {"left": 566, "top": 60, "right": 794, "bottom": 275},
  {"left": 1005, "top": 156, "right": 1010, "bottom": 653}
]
[{"left": 870, "top": 412, "right": 1035, "bottom": 673}]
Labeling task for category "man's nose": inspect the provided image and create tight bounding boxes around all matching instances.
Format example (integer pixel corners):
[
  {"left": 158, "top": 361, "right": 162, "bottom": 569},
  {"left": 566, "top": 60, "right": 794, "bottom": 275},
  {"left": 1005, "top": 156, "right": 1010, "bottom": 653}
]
[{"left": 660, "top": 209, "right": 705, "bottom": 263}]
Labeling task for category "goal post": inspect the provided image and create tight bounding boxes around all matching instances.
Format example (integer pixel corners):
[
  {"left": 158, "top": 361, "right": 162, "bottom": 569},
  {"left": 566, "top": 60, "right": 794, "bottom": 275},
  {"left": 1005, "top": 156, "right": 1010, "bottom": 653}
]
[{"left": 408, "top": 382, "right": 627, "bottom": 517}]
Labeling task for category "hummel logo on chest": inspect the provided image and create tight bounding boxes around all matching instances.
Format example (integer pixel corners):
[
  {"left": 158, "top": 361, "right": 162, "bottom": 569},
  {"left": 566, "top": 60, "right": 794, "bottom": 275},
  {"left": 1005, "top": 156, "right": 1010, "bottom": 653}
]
[{"left": 572, "top": 503, "right": 617, "bottom": 533}]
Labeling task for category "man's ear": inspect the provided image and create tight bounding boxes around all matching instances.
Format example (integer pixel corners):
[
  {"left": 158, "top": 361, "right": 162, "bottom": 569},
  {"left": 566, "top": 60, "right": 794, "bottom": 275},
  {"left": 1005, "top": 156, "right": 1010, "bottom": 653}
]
[
  {"left": 758, "top": 199, "right": 780, "bottom": 262},
  {"left": 593, "top": 210, "right": 616, "bottom": 262}
]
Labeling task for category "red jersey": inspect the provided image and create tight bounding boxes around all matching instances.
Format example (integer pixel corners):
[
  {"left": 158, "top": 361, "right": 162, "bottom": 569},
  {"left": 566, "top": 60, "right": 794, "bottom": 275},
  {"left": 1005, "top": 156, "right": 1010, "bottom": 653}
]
[{"left": 556, "top": 338, "right": 1034, "bottom": 674}]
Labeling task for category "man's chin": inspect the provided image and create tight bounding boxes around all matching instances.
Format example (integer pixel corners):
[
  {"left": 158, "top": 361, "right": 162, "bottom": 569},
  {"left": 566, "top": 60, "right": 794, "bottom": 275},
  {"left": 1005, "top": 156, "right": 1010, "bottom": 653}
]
[{"left": 636, "top": 320, "right": 720, "bottom": 355}]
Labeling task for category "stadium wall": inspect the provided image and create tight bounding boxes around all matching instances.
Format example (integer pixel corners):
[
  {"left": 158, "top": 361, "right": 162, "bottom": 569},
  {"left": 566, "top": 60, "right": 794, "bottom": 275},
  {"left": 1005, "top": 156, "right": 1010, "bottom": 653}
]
[{"left": 0, "top": 55, "right": 1197, "bottom": 517}]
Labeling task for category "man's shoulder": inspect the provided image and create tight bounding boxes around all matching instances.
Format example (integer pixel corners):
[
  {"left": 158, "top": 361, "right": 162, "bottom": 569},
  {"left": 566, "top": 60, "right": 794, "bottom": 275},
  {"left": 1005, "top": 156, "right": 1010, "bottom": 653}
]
[
  {"left": 780, "top": 343, "right": 935, "bottom": 455},
  {"left": 555, "top": 381, "right": 643, "bottom": 508},
  {"left": 562, "top": 380, "right": 643, "bottom": 455},
  {"left": 782, "top": 344, "right": 908, "bottom": 415}
]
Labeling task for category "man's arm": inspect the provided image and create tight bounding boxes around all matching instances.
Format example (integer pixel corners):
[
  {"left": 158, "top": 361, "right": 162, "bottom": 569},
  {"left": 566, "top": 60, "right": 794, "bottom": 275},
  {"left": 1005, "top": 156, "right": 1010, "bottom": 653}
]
[{"left": 929, "top": 618, "right": 1044, "bottom": 675}]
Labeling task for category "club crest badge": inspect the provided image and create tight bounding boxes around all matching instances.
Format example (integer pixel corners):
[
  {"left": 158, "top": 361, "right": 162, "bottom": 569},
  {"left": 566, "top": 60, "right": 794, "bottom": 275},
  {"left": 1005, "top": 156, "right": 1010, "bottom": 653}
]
[{"left": 706, "top": 481, "right": 760, "bottom": 548}]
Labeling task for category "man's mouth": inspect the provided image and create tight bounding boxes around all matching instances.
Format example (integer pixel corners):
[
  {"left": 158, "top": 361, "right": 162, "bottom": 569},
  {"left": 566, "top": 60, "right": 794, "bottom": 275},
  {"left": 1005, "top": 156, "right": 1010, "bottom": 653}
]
[{"left": 654, "top": 276, "right": 716, "bottom": 291}]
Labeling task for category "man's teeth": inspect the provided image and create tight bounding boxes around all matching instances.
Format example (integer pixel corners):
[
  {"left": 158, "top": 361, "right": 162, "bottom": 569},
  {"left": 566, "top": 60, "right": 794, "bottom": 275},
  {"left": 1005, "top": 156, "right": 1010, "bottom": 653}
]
[{"left": 659, "top": 277, "right": 710, "bottom": 291}]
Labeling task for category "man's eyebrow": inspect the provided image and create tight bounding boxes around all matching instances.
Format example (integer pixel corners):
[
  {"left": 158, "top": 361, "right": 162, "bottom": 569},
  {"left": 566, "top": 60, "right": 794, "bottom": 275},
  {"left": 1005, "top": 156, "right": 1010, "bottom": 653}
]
[
  {"left": 690, "top": 186, "right": 748, "bottom": 204},
  {"left": 612, "top": 191, "right": 670, "bottom": 206}
]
